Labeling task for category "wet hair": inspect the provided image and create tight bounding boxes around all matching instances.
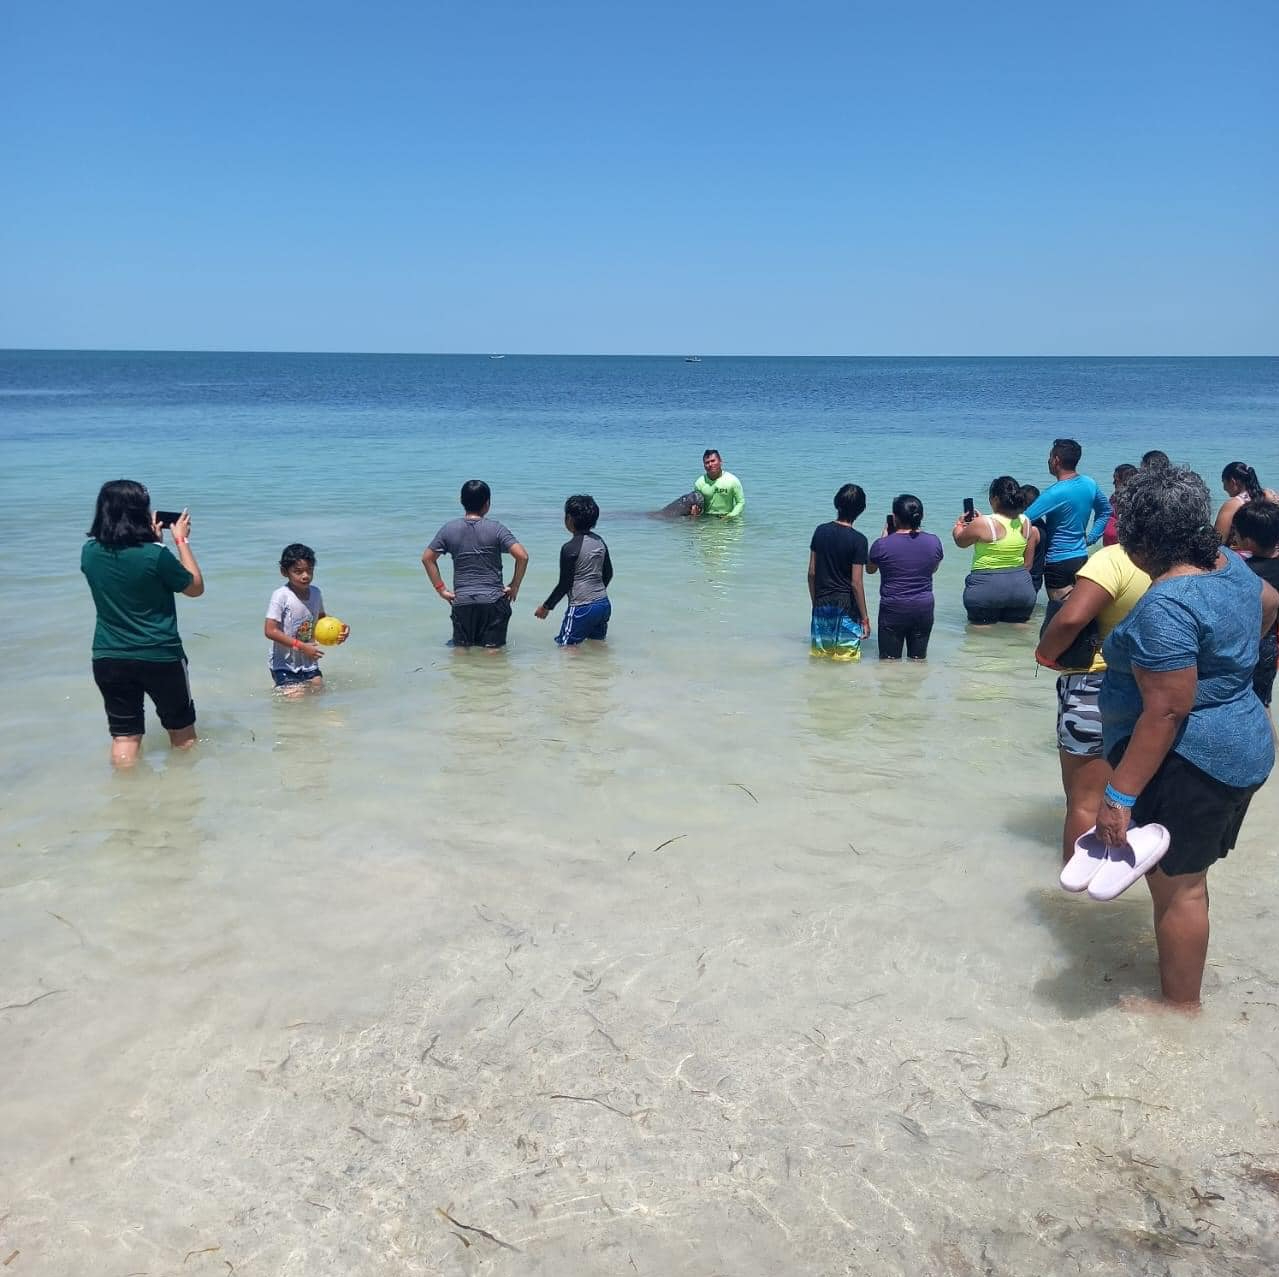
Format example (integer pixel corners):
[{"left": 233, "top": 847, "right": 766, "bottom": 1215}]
[
  {"left": 564, "top": 493, "right": 600, "bottom": 532},
  {"left": 1051, "top": 438, "right": 1082, "bottom": 470},
  {"left": 891, "top": 493, "right": 924, "bottom": 537},
  {"left": 1020, "top": 483, "right": 1040, "bottom": 508},
  {"left": 1140, "top": 449, "right": 1170, "bottom": 470},
  {"left": 988, "top": 476, "right": 1026, "bottom": 514},
  {"left": 460, "top": 479, "right": 491, "bottom": 513},
  {"left": 88, "top": 479, "right": 158, "bottom": 549},
  {"left": 1115, "top": 464, "right": 1219, "bottom": 576},
  {"left": 1113, "top": 463, "right": 1138, "bottom": 489},
  {"left": 834, "top": 483, "right": 866, "bottom": 522},
  {"left": 1233, "top": 500, "right": 1279, "bottom": 552},
  {"left": 280, "top": 542, "right": 316, "bottom": 570},
  {"left": 1222, "top": 461, "right": 1265, "bottom": 503},
  {"left": 702, "top": 448, "right": 721, "bottom": 463}
]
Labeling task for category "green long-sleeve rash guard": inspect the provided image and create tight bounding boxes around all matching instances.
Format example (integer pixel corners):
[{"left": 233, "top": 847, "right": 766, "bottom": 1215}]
[{"left": 693, "top": 471, "right": 745, "bottom": 518}]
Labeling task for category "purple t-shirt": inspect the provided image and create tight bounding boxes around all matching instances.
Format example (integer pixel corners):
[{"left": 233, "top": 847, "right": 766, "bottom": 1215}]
[{"left": 868, "top": 531, "right": 944, "bottom": 615}]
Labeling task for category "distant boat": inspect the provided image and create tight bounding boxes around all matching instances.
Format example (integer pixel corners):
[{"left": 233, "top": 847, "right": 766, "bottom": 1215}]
[
  {"left": 684, "top": 356, "right": 702, "bottom": 363},
  {"left": 489, "top": 354, "right": 505, "bottom": 360}
]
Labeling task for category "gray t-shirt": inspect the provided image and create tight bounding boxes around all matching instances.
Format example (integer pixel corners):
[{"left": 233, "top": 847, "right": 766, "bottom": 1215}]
[
  {"left": 428, "top": 517, "right": 517, "bottom": 604},
  {"left": 266, "top": 583, "right": 324, "bottom": 672}
]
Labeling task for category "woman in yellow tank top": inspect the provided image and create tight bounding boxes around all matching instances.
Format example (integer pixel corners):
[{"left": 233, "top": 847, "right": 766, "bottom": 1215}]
[{"left": 951, "top": 476, "right": 1041, "bottom": 624}]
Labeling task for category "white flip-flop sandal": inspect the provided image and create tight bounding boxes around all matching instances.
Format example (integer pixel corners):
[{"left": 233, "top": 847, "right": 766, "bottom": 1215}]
[
  {"left": 1060, "top": 829, "right": 1110, "bottom": 892},
  {"left": 1086, "top": 823, "right": 1171, "bottom": 901}
]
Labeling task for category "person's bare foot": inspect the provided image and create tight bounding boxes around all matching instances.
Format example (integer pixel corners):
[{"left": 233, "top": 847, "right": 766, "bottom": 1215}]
[{"left": 1120, "top": 993, "right": 1201, "bottom": 1016}]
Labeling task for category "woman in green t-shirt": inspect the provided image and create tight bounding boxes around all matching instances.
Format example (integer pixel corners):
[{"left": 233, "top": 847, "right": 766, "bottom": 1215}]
[{"left": 80, "top": 480, "right": 205, "bottom": 767}]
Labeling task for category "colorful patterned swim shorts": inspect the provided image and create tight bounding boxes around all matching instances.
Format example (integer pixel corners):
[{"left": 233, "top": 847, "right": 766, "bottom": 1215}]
[{"left": 810, "top": 603, "right": 862, "bottom": 662}]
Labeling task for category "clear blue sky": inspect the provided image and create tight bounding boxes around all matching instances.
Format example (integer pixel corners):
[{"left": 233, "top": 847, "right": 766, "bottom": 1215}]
[{"left": 2, "top": 1, "right": 1275, "bottom": 354}]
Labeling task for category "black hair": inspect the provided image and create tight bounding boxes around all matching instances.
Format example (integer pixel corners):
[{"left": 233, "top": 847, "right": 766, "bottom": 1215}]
[
  {"left": 834, "top": 483, "right": 866, "bottom": 522},
  {"left": 1113, "top": 463, "right": 1138, "bottom": 488},
  {"left": 1233, "top": 499, "right": 1279, "bottom": 552},
  {"left": 1222, "top": 461, "right": 1265, "bottom": 503},
  {"left": 460, "top": 479, "right": 491, "bottom": 513},
  {"left": 702, "top": 448, "right": 721, "bottom": 462},
  {"left": 891, "top": 493, "right": 923, "bottom": 537},
  {"left": 280, "top": 542, "right": 316, "bottom": 570},
  {"left": 564, "top": 493, "right": 600, "bottom": 532},
  {"left": 88, "top": 479, "right": 158, "bottom": 549},
  {"left": 1020, "top": 483, "right": 1040, "bottom": 506},
  {"left": 1140, "top": 449, "right": 1170, "bottom": 470},
  {"left": 1051, "top": 438, "right": 1082, "bottom": 470},
  {"left": 1116, "top": 464, "right": 1220, "bottom": 575},
  {"left": 988, "top": 475, "right": 1026, "bottom": 514}
]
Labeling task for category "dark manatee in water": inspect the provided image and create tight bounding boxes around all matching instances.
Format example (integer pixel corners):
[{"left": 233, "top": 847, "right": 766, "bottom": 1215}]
[{"left": 656, "top": 492, "right": 704, "bottom": 517}]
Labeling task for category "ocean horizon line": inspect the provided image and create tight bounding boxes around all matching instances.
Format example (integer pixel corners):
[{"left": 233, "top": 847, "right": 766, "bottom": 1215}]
[{"left": 3, "top": 347, "right": 1277, "bottom": 360}]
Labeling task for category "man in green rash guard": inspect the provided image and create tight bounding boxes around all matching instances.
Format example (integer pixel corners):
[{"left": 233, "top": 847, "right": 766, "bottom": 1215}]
[{"left": 693, "top": 449, "right": 745, "bottom": 518}]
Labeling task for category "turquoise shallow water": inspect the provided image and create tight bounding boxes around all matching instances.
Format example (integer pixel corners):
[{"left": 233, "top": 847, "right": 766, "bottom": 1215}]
[{"left": 3, "top": 353, "right": 1279, "bottom": 1273}]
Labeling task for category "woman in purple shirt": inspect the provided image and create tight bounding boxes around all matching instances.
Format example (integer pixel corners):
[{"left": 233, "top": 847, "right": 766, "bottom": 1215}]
[{"left": 867, "top": 494, "right": 945, "bottom": 660}]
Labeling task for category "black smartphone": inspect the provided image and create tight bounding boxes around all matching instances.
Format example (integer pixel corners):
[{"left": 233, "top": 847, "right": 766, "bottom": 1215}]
[
  {"left": 154, "top": 510, "right": 182, "bottom": 528},
  {"left": 885, "top": 513, "right": 894, "bottom": 535},
  {"left": 962, "top": 497, "right": 975, "bottom": 523}
]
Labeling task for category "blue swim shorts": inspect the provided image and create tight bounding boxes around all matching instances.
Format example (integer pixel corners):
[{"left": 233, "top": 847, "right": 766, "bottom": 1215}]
[
  {"left": 556, "top": 598, "right": 611, "bottom": 646},
  {"left": 271, "top": 667, "right": 323, "bottom": 687}
]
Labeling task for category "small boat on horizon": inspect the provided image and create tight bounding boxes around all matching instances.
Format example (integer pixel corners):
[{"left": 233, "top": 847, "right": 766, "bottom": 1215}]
[
  {"left": 489, "top": 354, "right": 506, "bottom": 360},
  {"left": 684, "top": 356, "right": 702, "bottom": 363}
]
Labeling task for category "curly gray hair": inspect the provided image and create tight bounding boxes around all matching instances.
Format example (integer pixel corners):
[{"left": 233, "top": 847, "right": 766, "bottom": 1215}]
[{"left": 1115, "top": 464, "right": 1220, "bottom": 577}]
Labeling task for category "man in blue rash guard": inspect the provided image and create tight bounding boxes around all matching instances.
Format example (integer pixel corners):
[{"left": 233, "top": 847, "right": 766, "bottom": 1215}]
[{"left": 1025, "top": 438, "right": 1111, "bottom": 599}]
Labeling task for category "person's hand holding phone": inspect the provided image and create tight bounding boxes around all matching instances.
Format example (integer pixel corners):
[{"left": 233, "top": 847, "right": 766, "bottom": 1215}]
[{"left": 170, "top": 509, "right": 192, "bottom": 543}]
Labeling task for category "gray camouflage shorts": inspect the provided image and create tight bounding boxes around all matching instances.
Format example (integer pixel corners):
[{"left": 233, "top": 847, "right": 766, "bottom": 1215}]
[{"left": 1056, "top": 672, "right": 1104, "bottom": 757}]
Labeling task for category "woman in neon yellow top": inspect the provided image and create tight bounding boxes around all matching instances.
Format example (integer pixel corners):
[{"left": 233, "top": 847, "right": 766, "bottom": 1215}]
[{"left": 951, "top": 476, "right": 1041, "bottom": 624}]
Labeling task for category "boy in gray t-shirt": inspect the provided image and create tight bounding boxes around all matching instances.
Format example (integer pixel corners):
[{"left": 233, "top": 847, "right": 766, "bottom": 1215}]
[
  {"left": 422, "top": 480, "right": 530, "bottom": 648},
  {"left": 264, "top": 542, "right": 348, "bottom": 691}
]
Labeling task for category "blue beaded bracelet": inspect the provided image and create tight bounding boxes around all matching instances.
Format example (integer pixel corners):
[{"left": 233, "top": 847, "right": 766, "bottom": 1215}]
[{"left": 1104, "top": 783, "right": 1137, "bottom": 809}]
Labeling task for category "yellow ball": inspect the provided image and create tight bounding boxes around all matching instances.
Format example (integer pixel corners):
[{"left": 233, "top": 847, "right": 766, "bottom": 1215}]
[{"left": 314, "top": 616, "right": 344, "bottom": 646}]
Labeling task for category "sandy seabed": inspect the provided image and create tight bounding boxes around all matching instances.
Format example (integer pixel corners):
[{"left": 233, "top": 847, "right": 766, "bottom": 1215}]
[{"left": 4, "top": 656, "right": 1279, "bottom": 1277}]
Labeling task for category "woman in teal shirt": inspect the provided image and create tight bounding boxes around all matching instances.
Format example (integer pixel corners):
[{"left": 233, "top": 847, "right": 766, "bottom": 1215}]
[
  {"left": 1095, "top": 466, "right": 1278, "bottom": 1009},
  {"left": 81, "top": 480, "right": 205, "bottom": 766}
]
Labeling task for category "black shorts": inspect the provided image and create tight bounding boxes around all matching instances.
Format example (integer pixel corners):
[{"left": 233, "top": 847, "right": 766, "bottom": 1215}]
[
  {"left": 451, "top": 599, "right": 512, "bottom": 648},
  {"left": 1254, "top": 632, "right": 1278, "bottom": 708},
  {"left": 1044, "top": 556, "right": 1088, "bottom": 592},
  {"left": 92, "top": 657, "right": 196, "bottom": 737},
  {"left": 1108, "top": 740, "right": 1262, "bottom": 877}
]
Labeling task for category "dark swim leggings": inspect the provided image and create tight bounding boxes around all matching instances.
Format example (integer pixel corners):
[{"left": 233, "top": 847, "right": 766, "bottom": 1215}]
[{"left": 878, "top": 609, "right": 934, "bottom": 660}]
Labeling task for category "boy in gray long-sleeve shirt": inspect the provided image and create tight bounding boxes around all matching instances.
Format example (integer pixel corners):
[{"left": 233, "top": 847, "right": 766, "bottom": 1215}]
[{"left": 534, "top": 494, "right": 613, "bottom": 646}]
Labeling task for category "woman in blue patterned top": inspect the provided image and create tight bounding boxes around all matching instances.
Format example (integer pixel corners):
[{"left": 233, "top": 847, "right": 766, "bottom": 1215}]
[{"left": 1095, "top": 466, "right": 1279, "bottom": 1010}]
